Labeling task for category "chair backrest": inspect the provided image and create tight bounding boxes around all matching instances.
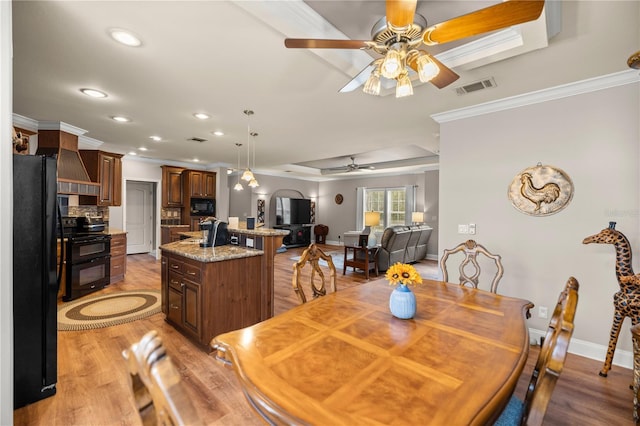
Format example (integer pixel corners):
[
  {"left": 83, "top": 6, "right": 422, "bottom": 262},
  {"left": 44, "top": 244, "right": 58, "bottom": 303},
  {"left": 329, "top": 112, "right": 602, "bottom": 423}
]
[
  {"left": 122, "top": 330, "right": 202, "bottom": 426},
  {"left": 522, "top": 277, "right": 579, "bottom": 426},
  {"left": 292, "top": 243, "right": 337, "bottom": 304},
  {"left": 439, "top": 239, "right": 504, "bottom": 293}
]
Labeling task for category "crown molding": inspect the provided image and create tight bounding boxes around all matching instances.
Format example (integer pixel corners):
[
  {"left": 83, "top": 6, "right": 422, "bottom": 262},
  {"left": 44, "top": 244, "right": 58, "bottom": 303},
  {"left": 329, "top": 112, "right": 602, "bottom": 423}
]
[
  {"left": 37, "top": 120, "right": 87, "bottom": 135},
  {"left": 78, "top": 135, "right": 103, "bottom": 149},
  {"left": 12, "top": 113, "right": 39, "bottom": 132},
  {"left": 431, "top": 69, "right": 640, "bottom": 123}
]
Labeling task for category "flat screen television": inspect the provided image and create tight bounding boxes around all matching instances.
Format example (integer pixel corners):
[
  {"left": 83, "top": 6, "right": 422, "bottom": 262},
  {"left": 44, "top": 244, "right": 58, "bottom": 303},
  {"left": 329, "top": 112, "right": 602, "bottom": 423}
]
[{"left": 275, "top": 197, "right": 311, "bottom": 225}]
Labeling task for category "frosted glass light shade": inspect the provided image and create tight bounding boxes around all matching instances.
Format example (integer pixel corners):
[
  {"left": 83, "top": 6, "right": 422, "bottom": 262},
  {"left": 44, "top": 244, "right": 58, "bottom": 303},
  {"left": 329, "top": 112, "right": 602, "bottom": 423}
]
[
  {"left": 412, "top": 212, "right": 424, "bottom": 223},
  {"left": 395, "top": 72, "right": 413, "bottom": 98},
  {"left": 417, "top": 54, "right": 440, "bottom": 82},
  {"left": 363, "top": 72, "right": 381, "bottom": 96},
  {"left": 248, "top": 177, "right": 259, "bottom": 188},
  {"left": 381, "top": 49, "right": 402, "bottom": 79},
  {"left": 241, "top": 169, "right": 254, "bottom": 181},
  {"left": 233, "top": 182, "right": 244, "bottom": 191}
]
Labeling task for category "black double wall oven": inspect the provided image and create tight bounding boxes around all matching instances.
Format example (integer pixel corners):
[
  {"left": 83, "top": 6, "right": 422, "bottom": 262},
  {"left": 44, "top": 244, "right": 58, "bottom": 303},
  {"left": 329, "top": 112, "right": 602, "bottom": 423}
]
[{"left": 60, "top": 216, "right": 111, "bottom": 301}]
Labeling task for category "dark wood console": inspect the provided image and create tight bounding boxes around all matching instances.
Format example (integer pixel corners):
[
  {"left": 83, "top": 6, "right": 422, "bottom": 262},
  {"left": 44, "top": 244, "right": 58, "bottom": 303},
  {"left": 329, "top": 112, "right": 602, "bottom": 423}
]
[{"left": 276, "top": 225, "right": 311, "bottom": 248}]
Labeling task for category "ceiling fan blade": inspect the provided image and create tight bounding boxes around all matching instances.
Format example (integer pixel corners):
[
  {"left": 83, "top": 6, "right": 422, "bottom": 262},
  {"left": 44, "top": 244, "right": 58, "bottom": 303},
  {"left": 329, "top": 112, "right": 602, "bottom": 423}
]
[
  {"left": 422, "top": 0, "right": 545, "bottom": 46},
  {"left": 386, "top": 0, "right": 417, "bottom": 30},
  {"left": 284, "top": 38, "right": 372, "bottom": 49},
  {"left": 407, "top": 52, "right": 459, "bottom": 89}
]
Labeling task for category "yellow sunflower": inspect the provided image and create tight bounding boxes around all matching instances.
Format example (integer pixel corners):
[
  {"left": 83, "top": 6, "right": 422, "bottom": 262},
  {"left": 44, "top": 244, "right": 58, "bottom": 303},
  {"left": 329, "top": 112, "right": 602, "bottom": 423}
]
[{"left": 385, "top": 262, "right": 423, "bottom": 286}]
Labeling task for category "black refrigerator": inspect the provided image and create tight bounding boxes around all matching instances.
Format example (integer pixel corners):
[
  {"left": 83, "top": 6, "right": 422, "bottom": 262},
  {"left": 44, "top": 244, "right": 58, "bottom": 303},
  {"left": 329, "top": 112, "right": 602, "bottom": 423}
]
[{"left": 13, "top": 154, "right": 58, "bottom": 408}]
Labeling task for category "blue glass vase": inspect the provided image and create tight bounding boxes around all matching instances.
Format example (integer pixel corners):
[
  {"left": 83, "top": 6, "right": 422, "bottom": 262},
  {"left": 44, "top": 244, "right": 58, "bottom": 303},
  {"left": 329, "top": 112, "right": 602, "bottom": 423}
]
[{"left": 389, "top": 283, "right": 416, "bottom": 319}]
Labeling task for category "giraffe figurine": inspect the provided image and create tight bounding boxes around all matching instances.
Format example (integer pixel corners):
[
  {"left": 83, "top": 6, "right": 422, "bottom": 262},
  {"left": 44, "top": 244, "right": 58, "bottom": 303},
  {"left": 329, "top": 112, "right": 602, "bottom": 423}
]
[{"left": 583, "top": 221, "right": 640, "bottom": 376}]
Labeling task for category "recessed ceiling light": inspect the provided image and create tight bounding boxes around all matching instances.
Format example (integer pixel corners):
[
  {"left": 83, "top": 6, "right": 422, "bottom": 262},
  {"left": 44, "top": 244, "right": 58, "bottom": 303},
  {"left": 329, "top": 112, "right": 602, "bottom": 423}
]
[
  {"left": 193, "top": 158, "right": 200, "bottom": 162},
  {"left": 128, "top": 151, "right": 137, "bottom": 156},
  {"left": 109, "top": 28, "right": 142, "bottom": 47},
  {"left": 149, "top": 136, "right": 161, "bottom": 142},
  {"left": 80, "top": 88, "right": 107, "bottom": 98},
  {"left": 138, "top": 147, "right": 148, "bottom": 151},
  {"left": 111, "top": 116, "right": 130, "bottom": 122},
  {"left": 193, "top": 113, "right": 210, "bottom": 120},
  {"left": 213, "top": 130, "right": 224, "bottom": 136}
]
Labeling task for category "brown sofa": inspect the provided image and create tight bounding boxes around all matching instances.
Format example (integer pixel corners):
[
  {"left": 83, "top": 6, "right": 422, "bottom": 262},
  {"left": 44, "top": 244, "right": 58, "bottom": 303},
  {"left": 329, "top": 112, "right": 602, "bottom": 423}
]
[{"left": 377, "top": 225, "right": 433, "bottom": 272}]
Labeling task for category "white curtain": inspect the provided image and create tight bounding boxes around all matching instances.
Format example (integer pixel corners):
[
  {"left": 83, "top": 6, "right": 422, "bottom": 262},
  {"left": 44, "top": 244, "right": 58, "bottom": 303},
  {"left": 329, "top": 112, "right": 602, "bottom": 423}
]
[{"left": 356, "top": 187, "right": 365, "bottom": 230}]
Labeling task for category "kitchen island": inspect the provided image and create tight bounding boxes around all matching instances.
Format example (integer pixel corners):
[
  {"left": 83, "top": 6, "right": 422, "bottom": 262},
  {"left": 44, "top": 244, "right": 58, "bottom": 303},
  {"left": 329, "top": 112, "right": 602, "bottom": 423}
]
[
  {"left": 160, "top": 238, "right": 264, "bottom": 348},
  {"left": 179, "top": 225, "right": 289, "bottom": 320}
]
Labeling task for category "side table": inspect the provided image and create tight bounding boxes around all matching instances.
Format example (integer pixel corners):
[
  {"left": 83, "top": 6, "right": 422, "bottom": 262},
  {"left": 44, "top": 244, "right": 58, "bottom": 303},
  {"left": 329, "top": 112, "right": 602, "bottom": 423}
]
[{"left": 343, "top": 245, "right": 379, "bottom": 280}]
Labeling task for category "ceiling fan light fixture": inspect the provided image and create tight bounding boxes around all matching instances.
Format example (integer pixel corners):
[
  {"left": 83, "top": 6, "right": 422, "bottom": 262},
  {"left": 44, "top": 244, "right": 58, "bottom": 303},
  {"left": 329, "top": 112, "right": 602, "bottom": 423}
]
[
  {"left": 395, "top": 72, "right": 413, "bottom": 98},
  {"left": 363, "top": 70, "right": 381, "bottom": 96},
  {"left": 416, "top": 54, "right": 440, "bottom": 82},
  {"left": 381, "top": 49, "right": 402, "bottom": 79}
]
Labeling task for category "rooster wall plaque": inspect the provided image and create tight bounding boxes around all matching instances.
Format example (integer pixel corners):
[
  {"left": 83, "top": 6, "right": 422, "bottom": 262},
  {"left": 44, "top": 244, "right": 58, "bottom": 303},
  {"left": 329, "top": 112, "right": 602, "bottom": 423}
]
[{"left": 508, "top": 164, "right": 573, "bottom": 216}]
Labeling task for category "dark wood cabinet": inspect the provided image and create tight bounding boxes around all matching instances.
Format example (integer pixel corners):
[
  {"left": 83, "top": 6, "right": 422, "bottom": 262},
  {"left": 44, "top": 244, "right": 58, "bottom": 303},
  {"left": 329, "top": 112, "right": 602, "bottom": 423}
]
[
  {"left": 184, "top": 170, "right": 216, "bottom": 198},
  {"left": 79, "top": 150, "right": 123, "bottom": 206},
  {"left": 161, "top": 225, "right": 190, "bottom": 245},
  {"left": 161, "top": 250, "right": 263, "bottom": 347},
  {"left": 110, "top": 233, "right": 127, "bottom": 284},
  {"left": 161, "top": 166, "right": 185, "bottom": 207}
]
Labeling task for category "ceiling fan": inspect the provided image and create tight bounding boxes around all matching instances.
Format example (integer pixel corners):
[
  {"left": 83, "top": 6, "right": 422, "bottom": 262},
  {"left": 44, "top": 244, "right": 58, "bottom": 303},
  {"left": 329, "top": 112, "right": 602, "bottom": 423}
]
[
  {"left": 284, "top": 0, "right": 545, "bottom": 97},
  {"left": 321, "top": 156, "right": 375, "bottom": 175}
]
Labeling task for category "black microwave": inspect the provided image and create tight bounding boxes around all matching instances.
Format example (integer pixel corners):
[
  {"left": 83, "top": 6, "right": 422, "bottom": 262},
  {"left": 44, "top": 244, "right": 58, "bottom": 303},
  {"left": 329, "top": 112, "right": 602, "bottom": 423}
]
[{"left": 190, "top": 198, "right": 215, "bottom": 216}]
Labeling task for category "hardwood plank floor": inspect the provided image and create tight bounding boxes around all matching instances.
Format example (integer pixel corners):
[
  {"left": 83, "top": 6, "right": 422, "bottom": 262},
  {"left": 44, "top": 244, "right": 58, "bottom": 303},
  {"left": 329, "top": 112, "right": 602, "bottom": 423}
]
[{"left": 14, "top": 245, "right": 636, "bottom": 425}]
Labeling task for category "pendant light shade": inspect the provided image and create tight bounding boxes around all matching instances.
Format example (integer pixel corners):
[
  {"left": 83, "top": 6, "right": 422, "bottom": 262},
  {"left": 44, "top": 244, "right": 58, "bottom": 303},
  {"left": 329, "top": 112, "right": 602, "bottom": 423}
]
[{"left": 242, "top": 109, "right": 255, "bottom": 182}]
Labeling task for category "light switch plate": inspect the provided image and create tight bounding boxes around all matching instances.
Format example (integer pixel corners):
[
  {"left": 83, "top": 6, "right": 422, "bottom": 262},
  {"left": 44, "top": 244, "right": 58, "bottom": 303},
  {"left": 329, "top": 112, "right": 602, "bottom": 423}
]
[
  {"left": 469, "top": 223, "right": 476, "bottom": 235},
  {"left": 458, "top": 224, "right": 469, "bottom": 234}
]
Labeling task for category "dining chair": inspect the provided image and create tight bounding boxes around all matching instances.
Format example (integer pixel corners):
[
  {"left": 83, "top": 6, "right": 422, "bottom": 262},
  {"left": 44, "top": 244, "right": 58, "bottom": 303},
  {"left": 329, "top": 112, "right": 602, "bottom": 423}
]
[
  {"left": 440, "top": 239, "right": 504, "bottom": 293},
  {"left": 494, "top": 276, "right": 579, "bottom": 426},
  {"left": 631, "top": 323, "right": 640, "bottom": 423},
  {"left": 122, "top": 330, "right": 202, "bottom": 425},
  {"left": 292, "top": 243, "right": 337, "bottom": 304}
]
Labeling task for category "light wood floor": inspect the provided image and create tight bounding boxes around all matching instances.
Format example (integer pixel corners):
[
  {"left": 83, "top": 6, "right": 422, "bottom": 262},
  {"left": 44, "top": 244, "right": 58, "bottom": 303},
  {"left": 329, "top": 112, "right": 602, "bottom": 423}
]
[{"left": 14, "top": 245, "right": 636, "bottom": 425}]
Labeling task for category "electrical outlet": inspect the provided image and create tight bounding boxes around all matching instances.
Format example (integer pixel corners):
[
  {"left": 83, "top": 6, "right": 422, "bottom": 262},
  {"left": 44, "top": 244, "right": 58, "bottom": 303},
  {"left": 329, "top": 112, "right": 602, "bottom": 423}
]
[
  {"left": 468, "top": 223, "right": 476, "bottom": 235},
  {"left": 538, "top": 306, "right": 548, "bottom": 319},
  {"left": 458, "top": 224, "right": 469, "bottom": 234},
  {"left": 246, "top": 237, "right": 254, "bottom": 248}
]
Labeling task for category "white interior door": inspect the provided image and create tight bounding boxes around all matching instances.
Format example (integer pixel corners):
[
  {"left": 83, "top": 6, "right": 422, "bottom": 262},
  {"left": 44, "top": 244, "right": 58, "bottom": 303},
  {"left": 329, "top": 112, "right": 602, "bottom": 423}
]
[{"left": 126, "top": 181, "right": 154, "bottom": 254}]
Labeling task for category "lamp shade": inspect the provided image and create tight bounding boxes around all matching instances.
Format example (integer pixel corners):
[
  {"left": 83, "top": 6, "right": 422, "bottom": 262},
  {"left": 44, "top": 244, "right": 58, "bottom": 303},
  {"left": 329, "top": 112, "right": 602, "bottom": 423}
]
[
  {"left": 364, "top": 211, "right": 381, "bottom": 227},
  {"left": 412, "top": 212, "right": 424, "bottom": 223}
]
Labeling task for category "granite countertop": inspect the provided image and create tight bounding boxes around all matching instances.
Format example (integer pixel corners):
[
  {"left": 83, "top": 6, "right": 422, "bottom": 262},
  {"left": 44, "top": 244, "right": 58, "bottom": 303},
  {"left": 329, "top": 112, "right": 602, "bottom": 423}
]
[
  {"left": 160, "top": 224, "right": 190, "bottom": 228},
  {"left": 160, "top": 238, "right": 263, "bottom": 262},
  {"left": 178, "top": 227, "right": 289, "bottom": 239},
  {"left": 105, "top": 228, "right": 127, "bottom": 236}
]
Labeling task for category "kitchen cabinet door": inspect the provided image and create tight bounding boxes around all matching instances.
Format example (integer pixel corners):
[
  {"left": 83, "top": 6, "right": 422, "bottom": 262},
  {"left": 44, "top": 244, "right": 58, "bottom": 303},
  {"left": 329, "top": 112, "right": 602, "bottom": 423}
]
[
  {"left": 189, "top": 171, "right": 203, "bottom": 197},
  {"left": 79, "top": 150, "right": 123, "bottom": 206},
  {"left": 203, "top": 172, "right": 216, "bottom": 198},
  {"left": 162, "top": 166, "right": 184, "bottom": 207}
]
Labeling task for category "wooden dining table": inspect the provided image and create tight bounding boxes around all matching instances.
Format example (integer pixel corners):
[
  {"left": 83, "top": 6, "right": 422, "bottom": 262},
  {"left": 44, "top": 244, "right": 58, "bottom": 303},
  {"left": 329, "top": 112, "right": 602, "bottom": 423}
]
[{"left": 211, "top": 279, "right": 533, "bottom": 425}]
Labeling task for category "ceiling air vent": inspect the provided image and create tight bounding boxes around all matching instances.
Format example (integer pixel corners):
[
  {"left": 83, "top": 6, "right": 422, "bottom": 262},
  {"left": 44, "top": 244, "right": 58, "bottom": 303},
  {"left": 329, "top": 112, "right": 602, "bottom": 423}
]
[
  {"left": 187, "top": 137, "right": 207, "bottom": 143},
  {"left": 454, "top": 77, "right": 497, "bottom": 95}
]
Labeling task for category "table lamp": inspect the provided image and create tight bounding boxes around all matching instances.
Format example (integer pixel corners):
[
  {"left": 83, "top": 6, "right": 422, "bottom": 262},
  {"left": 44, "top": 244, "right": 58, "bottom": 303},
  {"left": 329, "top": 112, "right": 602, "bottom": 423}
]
[
  {"left": 361, "top": 211, "right": 381, "bottom": 247},
  {"left": 412, "top": 212, "right": 424, "bottom": 224}
]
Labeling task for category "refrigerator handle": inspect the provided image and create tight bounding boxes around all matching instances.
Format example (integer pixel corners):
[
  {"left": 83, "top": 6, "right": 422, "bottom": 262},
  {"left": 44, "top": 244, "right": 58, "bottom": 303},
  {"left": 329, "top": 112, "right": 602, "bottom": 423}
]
[{"left": 56, "top": 201, "right": 64, "bottom": 292}]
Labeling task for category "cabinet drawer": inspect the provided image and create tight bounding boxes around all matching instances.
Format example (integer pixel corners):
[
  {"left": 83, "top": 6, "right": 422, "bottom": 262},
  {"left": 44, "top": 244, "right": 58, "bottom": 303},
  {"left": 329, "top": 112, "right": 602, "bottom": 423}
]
[
  {"left": 111, "top": 234, "right": 126, "bottom": 246},
  {"left": 167, "top": 288, "right": 182, "bottom": 325},
  {"left": 111, "top": 245, "right": 126, "bottom": 257},
  {"left": 168, "top": 258, "right": 184, "bottom": 273},
  {"left": 182, "top": 264, "right": 201, "bottom": 283},
  {"left": 110, "top": 256, "right": 125, "bottom": 275},
  {"left": 168, "top": 271, "right": 183, "bottom": 292}
]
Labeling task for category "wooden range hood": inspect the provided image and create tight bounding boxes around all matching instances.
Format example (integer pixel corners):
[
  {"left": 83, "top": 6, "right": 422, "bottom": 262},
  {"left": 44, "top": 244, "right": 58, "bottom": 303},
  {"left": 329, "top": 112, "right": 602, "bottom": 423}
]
[{"left": 35, "top": 129, "right": 100, "bottom": 196}]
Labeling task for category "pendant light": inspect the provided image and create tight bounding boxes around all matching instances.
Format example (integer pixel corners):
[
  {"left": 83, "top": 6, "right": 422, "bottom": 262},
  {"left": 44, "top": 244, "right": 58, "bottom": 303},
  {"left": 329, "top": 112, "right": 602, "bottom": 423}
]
[
  {"left": 248, "top": 131, "right": 259, "bottom": 188},
  {"left": 241, "top": 110, "right": 255, "bottom": 182},
  {"left": 233, "top": 143, "right": 243, "bottom": 191}
]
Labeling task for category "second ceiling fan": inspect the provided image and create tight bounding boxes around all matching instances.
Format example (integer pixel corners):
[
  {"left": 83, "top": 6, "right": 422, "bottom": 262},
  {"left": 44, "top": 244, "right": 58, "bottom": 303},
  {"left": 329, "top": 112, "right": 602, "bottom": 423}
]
[{"left": 285, "top": 0, "right": 545, "bottom": 97}]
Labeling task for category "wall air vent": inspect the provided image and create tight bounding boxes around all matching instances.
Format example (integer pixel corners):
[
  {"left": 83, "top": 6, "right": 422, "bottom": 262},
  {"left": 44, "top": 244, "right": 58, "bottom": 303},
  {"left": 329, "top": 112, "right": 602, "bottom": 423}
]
[
  {"left": 454, "top": 77, "right": 497, "bottom": 95},
  {"left": 187, "top": 137, "right": 207, "bottom": 143}
]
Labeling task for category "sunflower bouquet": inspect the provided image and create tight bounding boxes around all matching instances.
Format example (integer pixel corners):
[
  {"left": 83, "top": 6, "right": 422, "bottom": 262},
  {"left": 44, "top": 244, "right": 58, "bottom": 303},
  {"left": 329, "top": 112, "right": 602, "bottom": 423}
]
[{"left": 385, "top": 262, "right": 423, "bottom": 287}]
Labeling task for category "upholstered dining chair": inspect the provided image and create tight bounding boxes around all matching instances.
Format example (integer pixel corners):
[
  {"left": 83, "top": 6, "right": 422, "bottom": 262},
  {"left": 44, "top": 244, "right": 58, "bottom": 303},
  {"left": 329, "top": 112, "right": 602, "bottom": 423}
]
[
  {"left": 440, "top": 239, "right": 504, "bottom": 293},
  {"left": 631, "top": 323, "right": 640, "bottom": 423},
  {"left": 494, "top": 276, "right": 579, "bottom": 426},
  {"left": 122, "top": 330, "right": 202, "bottom": 426},
  {"left": 292, "top": 243, "right": 337, "bottom": 304}
]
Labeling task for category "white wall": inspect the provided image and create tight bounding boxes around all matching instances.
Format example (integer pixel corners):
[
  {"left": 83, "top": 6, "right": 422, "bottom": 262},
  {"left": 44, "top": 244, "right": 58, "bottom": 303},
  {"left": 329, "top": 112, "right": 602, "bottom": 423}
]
[
  {"left": 438, "top": 78, "right": 640, "bottom": 366},
  {"left": 1, "top": 2, "right": 13, "bottom": 422}
]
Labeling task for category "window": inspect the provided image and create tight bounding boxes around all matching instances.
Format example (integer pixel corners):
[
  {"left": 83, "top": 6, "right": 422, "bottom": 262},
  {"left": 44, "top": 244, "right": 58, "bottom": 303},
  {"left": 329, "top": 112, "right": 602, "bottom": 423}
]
[{"left": 363, "top": 187, "right": 412, "bottom": 235}]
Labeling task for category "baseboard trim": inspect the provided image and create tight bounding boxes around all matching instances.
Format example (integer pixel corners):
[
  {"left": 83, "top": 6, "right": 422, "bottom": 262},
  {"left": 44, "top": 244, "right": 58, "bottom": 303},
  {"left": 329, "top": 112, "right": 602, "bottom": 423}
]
[{"left": 529, "top": 327, "right": 632, "bottom": 370}]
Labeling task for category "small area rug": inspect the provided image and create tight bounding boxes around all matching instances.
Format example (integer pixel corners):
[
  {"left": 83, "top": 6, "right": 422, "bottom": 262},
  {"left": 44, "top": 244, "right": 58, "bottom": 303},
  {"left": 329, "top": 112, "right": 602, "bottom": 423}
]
[{"left": 58, "top": 290, "right": 161, "bottom": 331}]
